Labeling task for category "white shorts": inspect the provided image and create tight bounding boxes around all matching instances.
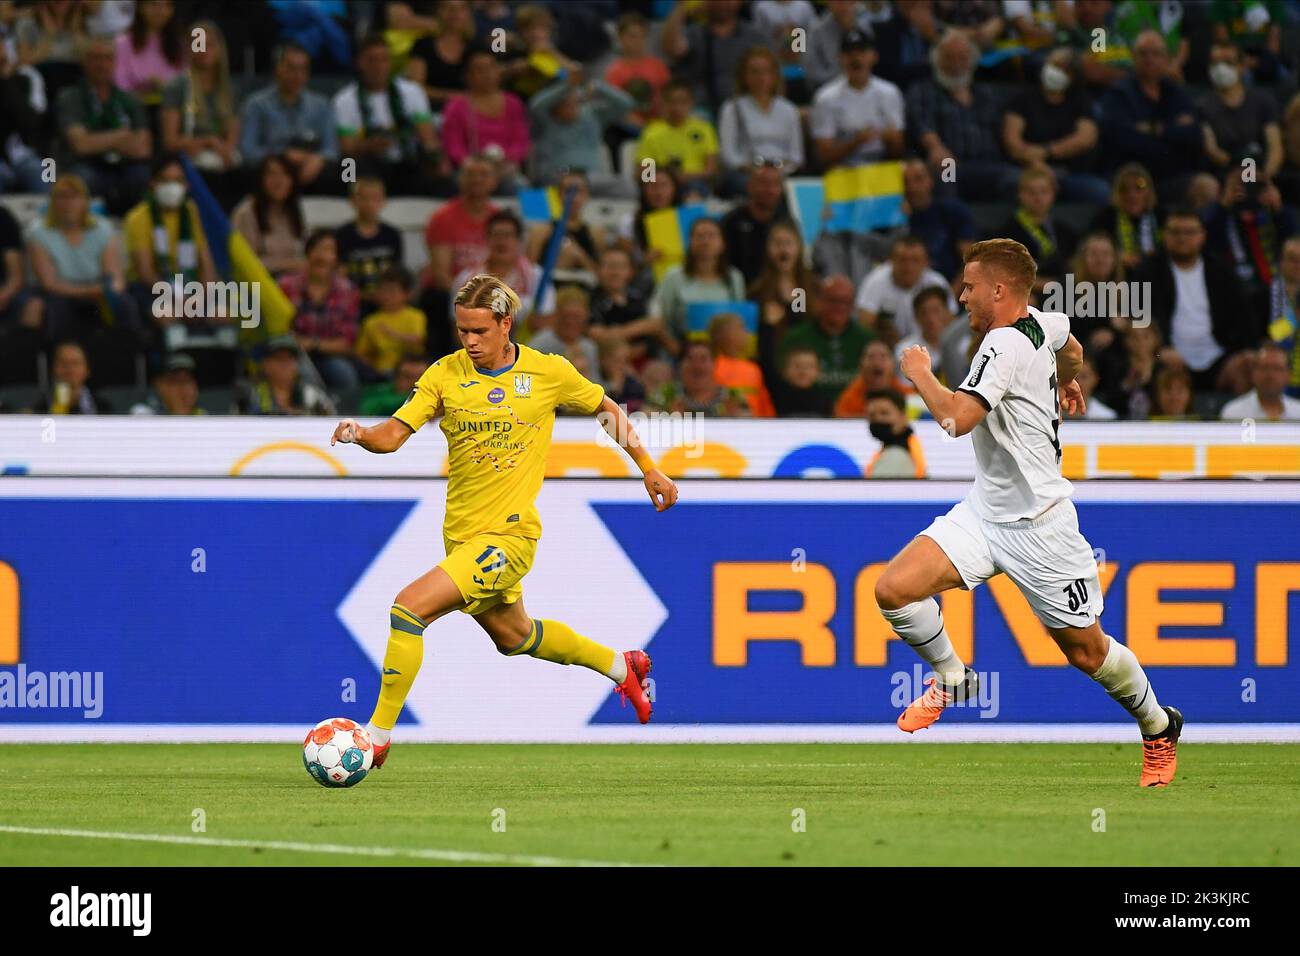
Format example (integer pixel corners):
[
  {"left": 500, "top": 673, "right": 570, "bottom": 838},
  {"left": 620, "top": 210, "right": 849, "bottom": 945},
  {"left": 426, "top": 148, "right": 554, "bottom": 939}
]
[{"left": 920, "top": 497, "right": 1104, "bottom": 630}]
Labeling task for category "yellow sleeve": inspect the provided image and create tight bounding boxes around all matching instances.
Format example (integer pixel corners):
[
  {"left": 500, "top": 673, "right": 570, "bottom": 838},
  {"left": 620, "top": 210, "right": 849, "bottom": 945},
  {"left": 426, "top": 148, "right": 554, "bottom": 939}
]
[
  {"left": 392, "top": 361, "right": 444, "bottom": 431},
  {"left": 122, "top": 204, "right": 149, "bottom": 258},
  {"left": 355, "top": 316, "right": 378, "bottom": 366},
  {"left": 406, "top": 307, "right": 427, "bottom": 339},
  {"left": 553, "top": 354, "right": 605, "bottom": 414}
]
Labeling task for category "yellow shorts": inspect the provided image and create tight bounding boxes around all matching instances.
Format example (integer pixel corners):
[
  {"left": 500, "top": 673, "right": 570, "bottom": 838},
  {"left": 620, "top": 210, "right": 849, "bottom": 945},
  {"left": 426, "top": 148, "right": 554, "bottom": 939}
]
[{"left": 439, "top": 533, "right": 538, "bottom": 616}]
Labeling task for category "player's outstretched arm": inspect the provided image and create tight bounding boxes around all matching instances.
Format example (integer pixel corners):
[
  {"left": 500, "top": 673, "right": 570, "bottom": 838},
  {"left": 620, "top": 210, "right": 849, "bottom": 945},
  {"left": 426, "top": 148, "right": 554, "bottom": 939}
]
[
  {"left": 330, "top": 418, "right": 413, "bottom": 454},
  {"left": 594, "top": 395, "right": 679, "bottom": 511},
  {"left": 900, "top": 344, "right": 988, "bottom": 438}
]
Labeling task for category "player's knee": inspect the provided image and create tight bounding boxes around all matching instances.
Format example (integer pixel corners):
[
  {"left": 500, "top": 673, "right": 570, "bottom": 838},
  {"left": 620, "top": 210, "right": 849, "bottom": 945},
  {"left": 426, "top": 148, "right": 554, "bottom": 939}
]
[{"left": 874, "top": 573, "right": 908, "bottom": 612}]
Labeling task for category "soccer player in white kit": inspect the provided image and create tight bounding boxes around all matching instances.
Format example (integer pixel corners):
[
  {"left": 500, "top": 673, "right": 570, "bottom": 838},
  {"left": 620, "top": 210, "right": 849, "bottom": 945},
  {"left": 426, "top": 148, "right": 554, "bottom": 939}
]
[{"left": 877, "top": 239, "right": 1182, "bottom": 788}]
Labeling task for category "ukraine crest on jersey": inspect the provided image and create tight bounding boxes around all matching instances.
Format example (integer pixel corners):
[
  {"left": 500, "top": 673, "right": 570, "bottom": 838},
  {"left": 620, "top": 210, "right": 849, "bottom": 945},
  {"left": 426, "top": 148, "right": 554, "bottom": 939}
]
[{"left": 392, "top": 344, "right": 605, "bottom": 542}]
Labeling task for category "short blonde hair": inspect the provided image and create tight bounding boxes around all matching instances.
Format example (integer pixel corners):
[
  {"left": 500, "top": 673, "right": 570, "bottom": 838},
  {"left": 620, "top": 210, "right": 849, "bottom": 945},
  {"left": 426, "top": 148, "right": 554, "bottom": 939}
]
[
  {"left": 47, "top": 175, "right": 95, "bottom": 229},
  {"left": 554, "top": 285, "right": 590, "bottom": 311},
  {"left": 964, "top": 238, "right": 1037, "bottom": 294},
  {"left": 454, "top": 274, "right": 522, "bottom": 320}
]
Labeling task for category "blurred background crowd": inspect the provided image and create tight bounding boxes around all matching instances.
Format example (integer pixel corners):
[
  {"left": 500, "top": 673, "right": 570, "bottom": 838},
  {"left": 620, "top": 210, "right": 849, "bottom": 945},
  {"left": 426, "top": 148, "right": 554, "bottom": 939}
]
[{"left": 1, "top": 0, "right": 1299, "bottom": 442}]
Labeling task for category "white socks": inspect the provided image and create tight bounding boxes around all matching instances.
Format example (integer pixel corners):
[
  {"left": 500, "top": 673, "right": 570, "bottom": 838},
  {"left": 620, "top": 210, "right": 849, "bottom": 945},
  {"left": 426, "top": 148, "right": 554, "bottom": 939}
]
[
  {"left": 879, "top": 598, "right": 967, "bottom": 686},
  {"left": 366, "top": 723, "right": 391, "bottom": 746},
  {"left": 1090, "top": 635, "right": 1169, "bottom": 736},
  {"left": 606, "top": 652, "right": 628, "bottom": 684}
]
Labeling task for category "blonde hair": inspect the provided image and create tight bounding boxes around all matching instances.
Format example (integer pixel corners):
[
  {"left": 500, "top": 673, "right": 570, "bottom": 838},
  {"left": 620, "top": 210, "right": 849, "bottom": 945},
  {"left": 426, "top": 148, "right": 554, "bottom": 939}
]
[
  {"left": 454, "top": 274, "right": 522, "bottom": 320},
  {"left": 47, "top": 175, "right": 95, "bottom": 229},
  {"left": 1018, "top": 163, "right": 1056, "bottom": 192},
  {"left": 964, "top": 238, "right": 1038, "bottom": 293},
  {"left": 554, "top": 285, "right": 590, "bottom": 311},
  {"left": 185, "top": 20, "right": 234, "bottom": 137}
]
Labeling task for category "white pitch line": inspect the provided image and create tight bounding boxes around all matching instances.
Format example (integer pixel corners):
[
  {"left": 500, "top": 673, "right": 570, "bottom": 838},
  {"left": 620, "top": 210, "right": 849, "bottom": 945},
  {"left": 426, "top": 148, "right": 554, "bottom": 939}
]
[{"left": 0, "top": 825, "right": 658, "bottom": 868}]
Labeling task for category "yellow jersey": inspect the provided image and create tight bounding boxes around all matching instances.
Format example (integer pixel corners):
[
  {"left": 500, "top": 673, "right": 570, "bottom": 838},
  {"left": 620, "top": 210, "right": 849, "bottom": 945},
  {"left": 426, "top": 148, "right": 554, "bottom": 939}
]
[
  {"left": 356, "top": 306, "right": 428, "bottom": 373},
  {"left": 636, "top": 116, "right": 719, "bottom": 176},
  {"left": 393, "top": 344, "right": 605, "bottom": 541}
]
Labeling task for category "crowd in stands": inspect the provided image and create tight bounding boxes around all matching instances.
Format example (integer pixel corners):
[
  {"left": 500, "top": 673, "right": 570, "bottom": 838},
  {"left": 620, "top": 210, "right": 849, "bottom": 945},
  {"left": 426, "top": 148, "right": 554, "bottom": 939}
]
[{"left": 1, "top": 0, "right": 1300, "bottom": 435}]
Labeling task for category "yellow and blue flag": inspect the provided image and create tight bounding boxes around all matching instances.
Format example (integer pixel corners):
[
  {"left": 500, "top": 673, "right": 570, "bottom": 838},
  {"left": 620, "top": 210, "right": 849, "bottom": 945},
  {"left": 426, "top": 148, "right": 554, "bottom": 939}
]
[
  {"left": 643, "top": 203, "right": 709, "bottom": 281},
  {"left": 822, "top": 161, "right": 905, "bottom": 234},
  {"left": 518, "top": 187, "right": 564, "bottom": 224},
  {"left": 180, "top": 154, "right": 295, "bottom": 343}
]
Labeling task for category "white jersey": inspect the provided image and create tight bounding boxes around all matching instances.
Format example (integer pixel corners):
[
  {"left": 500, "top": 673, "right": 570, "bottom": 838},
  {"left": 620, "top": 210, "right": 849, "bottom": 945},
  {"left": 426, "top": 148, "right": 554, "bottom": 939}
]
[{"left": 956, "top": 306, "right": 1074, "bottom": 522}]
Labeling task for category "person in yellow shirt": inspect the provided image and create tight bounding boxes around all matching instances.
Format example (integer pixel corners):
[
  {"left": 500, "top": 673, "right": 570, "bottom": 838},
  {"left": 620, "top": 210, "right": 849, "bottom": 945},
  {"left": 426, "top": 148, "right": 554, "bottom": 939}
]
[
  {"left": 122, "top": 155, "right": 217, "bottom": 319},
  {"left": 636, "top": 80, "right": 718, "bottom": 188},
  {"left": 355, "top": 265, "right": 427, "bottom": 375},
  {"left": 330, "top": 273, "right": 679, "bottom": 768}
]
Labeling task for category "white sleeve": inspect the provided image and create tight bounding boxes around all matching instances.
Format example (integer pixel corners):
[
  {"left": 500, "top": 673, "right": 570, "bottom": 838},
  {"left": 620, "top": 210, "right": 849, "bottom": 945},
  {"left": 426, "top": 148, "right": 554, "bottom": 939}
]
[
  {"left": 884, "top": 84, "right": 905, "bottom": 131},
  {"left": 333, "top": 87, "right": 360, "bottom": 134},
  {"left": 1040, "top": 310, "right": 1072, "bottom": 352},
  {"left": 958, "top": 329, "right": 1020, "bottom": 412},
  {"left": 810, "top": 92, "right": 836, "bottom": 141},
  {"left": 856, "top": 270, "right": 882, "bottom": 312}
]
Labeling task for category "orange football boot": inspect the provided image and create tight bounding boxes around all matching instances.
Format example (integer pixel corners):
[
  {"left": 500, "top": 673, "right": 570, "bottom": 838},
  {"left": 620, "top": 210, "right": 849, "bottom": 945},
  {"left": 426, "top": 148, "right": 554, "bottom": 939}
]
[
  {"left": 1139, "top": 706, "right": 1183, "bottom": 788},
  {"left": 897, "top": 669, "right": 978, "bottom": 734}
]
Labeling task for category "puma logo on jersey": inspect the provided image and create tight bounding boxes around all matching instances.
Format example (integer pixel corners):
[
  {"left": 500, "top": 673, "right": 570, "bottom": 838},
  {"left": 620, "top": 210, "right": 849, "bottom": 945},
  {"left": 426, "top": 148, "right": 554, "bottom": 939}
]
[{"left": 967, "top": 347, "right": 999, "bottom": 387}]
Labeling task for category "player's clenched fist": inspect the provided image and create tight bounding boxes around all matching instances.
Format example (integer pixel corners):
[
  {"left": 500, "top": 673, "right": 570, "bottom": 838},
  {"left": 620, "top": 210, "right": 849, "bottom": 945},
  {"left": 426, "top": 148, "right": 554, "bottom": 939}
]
[
  {"left": 899, "top": 345, "right": 931, "bottom": 383},
  {"left": 331, "top": 418, "right": 361, "bottom": 446}
]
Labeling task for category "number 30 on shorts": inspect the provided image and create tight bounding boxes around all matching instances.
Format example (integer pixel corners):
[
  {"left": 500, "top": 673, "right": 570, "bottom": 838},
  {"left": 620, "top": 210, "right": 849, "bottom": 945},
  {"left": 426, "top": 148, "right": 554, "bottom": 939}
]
[{"left": 1062, "top": 578, "right": 1090, "bottom": 613}]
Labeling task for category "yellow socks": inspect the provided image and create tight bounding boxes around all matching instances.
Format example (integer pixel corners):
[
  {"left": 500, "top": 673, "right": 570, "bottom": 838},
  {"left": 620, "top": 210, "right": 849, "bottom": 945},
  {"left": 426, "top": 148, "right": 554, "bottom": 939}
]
[
  {"left": 507, "top": 618, "right": 617, "bottom": 678},
  {"left": 368, "top": 604, "right": 427, "bottom": 732}
]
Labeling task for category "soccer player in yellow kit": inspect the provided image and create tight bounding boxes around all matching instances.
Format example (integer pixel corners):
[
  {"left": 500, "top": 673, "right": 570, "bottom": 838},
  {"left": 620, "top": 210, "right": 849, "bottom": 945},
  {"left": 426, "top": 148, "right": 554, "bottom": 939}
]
[{"left": 330, "top": 274, "right": 678, "bottom": 767}]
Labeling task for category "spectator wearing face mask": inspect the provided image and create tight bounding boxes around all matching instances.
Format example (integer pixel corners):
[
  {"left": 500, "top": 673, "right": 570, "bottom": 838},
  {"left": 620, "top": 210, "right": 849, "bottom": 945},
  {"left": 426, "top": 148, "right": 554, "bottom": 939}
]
[
  {"left": 1002, "top": 48, "right": 1109, "bottom": 205},
  {"left": 1200, "top": 41, "right": 1283, "bottom": 182},
  {"left": 864, "top": 388, "right": 925, "bottom": 478},
  {"left": 123, "top": 154, "right": 218, "bottom": 335}
]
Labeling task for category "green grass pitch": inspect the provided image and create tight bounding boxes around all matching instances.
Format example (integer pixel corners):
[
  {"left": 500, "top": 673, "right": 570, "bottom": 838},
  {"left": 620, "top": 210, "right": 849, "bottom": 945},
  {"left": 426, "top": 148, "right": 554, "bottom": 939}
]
[{"left": 1, "top": 743, "right": 1296, "bottom": 866}]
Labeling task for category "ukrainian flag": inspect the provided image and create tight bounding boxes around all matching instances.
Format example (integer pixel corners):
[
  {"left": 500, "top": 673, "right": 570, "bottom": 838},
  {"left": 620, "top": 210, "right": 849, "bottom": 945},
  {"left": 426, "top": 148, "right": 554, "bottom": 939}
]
[
  {"left": 518, "top": 187, "right": 564, "bottom": 224},
  {"left": 642, "top": 203, "right": 709, "bottom": 281},
  {"left": 180, "top": 154, "right": 295, "bottom": 344},
  {"left": 823, "top": 161, "right": 905, "bottom": 234}
]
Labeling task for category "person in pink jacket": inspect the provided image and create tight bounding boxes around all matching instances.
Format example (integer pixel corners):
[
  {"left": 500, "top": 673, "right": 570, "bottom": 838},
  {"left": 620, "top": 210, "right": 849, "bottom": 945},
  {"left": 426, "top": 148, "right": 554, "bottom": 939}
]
[{"left": 440, "top": 49, "right": 530, "bottom": 194}]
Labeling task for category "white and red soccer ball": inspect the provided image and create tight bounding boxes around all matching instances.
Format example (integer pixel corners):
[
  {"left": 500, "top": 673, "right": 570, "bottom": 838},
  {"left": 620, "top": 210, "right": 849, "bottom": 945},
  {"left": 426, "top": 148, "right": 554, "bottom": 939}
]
[{"left": 302, "top": 718, "right": 373, "bottom": 788}]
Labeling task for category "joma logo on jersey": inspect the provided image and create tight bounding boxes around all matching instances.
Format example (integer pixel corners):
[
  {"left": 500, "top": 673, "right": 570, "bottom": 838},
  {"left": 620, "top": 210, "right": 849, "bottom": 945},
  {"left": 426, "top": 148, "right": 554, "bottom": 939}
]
[
  {"left": 513, "top": 374, "right": 532, "bottom": 398},
  {"left": 967, "top": 347, "right": 1000, "bottom": 387}
]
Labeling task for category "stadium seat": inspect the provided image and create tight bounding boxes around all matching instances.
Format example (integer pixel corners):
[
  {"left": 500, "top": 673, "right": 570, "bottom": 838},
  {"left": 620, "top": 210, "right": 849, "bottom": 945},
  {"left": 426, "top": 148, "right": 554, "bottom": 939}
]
[
  {"left": 99, "top": 386, "right": 150, "bottom": 414},
  {"left": 968, "top": 203, "right": 1015, "bottom": 242},
  {"left": 0, "top": 384, "right": 40, "bottom": 413},
  {"left": 381, "top": 198, "right": 440, "bottom": 232},
  {"left": 197, "top": 386, "right": 237, "bottom": 416},
  {"left": 300, "top": 196, "right": 355, "bottom": 231}
]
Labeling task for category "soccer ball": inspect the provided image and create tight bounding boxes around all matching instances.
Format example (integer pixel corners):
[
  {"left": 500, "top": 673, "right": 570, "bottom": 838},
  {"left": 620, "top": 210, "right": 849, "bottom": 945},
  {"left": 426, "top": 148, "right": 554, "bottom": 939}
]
[{"left": 303, "top": 718, "right": 373, "bottom": 788}]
